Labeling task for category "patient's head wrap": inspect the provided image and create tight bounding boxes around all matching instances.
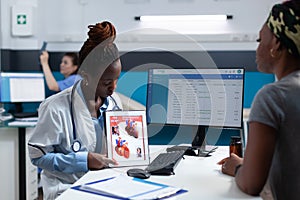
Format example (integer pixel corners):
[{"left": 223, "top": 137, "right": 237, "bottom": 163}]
[{"left": 266, "top": 2, "right": 300, "bottom": 57}]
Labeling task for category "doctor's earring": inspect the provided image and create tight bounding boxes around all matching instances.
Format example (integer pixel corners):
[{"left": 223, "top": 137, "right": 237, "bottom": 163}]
[{"left": 84, "top": 79, "right": 89, "bottom": 86}]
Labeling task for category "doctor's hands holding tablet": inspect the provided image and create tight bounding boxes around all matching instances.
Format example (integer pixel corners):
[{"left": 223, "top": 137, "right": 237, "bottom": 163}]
[{"left": 88, "top": 152, "right": 118, "bottom": 170}]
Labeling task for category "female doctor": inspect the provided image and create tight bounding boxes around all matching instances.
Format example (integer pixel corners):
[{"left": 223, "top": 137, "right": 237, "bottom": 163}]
[{"left": 28, "top": 21, "right": 121, "bottom": 199}]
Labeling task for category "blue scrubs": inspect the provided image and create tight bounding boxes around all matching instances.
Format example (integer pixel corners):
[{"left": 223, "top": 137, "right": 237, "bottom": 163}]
[{"left": 57, "top": 74, "right": 82, "bottom": 91}]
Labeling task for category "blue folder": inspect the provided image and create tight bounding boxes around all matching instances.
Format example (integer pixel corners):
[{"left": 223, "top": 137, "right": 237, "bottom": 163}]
[{"left": 71, "top": 176, "right": 188, "bottom": 199}]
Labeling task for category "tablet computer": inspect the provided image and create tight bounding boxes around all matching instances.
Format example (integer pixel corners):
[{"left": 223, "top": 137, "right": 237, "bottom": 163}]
[{"left": 104, "top": 110, "right": 150, "bottom": 167}]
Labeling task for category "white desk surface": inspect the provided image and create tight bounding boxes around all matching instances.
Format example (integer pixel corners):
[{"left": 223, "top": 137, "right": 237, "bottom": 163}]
[{"left": 57, "top": 146, "right": 261, "bottom": 200}]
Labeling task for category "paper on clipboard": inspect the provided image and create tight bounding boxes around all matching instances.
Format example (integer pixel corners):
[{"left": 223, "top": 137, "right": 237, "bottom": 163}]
[
  {"left": 72, "top": 175, "right": 187, "bottom": 199},
  {"left": 104, "top": 110, "right": 150, "bottom": 167}
]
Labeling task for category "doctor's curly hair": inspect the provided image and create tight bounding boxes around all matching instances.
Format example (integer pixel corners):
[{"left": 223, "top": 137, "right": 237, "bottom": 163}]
[{"left": 78, "top": 21, "right": 119, "bottom": 66}]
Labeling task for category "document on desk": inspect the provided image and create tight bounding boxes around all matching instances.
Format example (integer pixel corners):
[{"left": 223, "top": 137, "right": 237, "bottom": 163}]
[{"left": 72, "top": 174, "right": 187, "bottom": 199}]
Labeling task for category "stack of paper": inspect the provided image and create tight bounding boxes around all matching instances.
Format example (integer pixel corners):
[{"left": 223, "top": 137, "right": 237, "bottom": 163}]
[{"left": 72, "top": 175, "right": 187, "bottom": 199}]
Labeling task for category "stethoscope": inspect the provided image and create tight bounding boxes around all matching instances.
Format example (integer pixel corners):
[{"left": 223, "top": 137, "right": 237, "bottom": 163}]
[{"left": 70, "top": 80, "right": 121, "bottom": 152}]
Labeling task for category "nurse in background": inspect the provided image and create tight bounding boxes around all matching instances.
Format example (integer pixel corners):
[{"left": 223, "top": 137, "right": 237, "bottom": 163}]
[{"left": 40, "top": 51, "right": 81, "bottom": 91}]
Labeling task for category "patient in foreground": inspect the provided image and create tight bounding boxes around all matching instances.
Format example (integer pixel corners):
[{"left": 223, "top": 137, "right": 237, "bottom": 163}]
[{"left": 218, "top": 1, "right": 300, "bottom": 199}]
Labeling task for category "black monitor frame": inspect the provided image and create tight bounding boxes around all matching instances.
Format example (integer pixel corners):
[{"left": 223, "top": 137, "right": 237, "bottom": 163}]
[{"left": 146, "top": 68, "right": 245, "bottom": 152}]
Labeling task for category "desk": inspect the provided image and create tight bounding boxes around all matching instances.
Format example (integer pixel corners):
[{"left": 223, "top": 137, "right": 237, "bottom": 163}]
[
  {"left": 57, "top": 146, "right": 261, "bottom": 200},
  {"left": 0, "top": 123, "right": 38, "bottom": 200}
]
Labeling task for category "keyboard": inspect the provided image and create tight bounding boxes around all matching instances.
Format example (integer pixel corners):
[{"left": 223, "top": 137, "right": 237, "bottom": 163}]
[
  {"left": 166, "top": 145, "right": 196, "bottom": 156},
  {"left": 145, "top": 150, "right": 185, "bottom": 175},
  {"left": 167, "top": 145, "right": 218, "bottom": 157}
]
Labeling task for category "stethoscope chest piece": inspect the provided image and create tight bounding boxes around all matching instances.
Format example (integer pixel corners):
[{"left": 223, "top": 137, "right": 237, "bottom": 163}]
[{"left": 72, "top": 140, "right": 81, "bottom": 152}]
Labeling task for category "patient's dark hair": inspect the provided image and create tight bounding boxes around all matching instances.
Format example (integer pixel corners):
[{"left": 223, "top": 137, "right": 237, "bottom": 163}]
[{"left": 78, "top": 21, "right": 119, "bottom": 66}]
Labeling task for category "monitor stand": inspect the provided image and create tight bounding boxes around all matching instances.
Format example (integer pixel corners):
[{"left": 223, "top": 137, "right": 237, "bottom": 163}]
[
  {"left": 13, "top": 103, "right": 38, "bottom": 118},
  {"left": 191, "top": 126, "right": 208, "bottom": 156},
  {"left": 166, "top": 125, "right": 216, "bottom": 157}
]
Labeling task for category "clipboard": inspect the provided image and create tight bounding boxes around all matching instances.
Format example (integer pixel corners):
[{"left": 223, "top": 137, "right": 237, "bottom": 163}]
[
  {"left": 104, "top": 110, "right": 150, "bottom": 167},
  {"left": 71, "top": 175, "right": 188, "bottom": 199}
]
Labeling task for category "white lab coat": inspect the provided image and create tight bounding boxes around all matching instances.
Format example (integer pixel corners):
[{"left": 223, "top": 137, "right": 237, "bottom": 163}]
[{"left": 28, "top": 83, "right": 122, "bottom": 199}]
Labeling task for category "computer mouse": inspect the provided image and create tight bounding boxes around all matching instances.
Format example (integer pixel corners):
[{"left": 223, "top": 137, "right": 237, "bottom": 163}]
[{"left": 127, "top": 168, "right": 151, "bottom": 179}]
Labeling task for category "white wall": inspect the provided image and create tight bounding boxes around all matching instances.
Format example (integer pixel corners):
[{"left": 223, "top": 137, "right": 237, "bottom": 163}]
[{"left": 0, "top": 0, "right": 280, "bottom": 51}]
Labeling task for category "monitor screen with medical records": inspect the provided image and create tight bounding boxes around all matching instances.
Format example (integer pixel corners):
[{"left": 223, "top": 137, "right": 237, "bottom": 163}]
[
  {"left": 147, "top": 68, "right": 245, "bottom": 129},
  {"left": 0, "top": 72, "right": 45, "bottom": 103}
]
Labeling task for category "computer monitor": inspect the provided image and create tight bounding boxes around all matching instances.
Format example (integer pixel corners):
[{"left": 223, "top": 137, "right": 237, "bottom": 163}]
[
  {"left": 0, "top": 72, "right": 45, "bottom": 114},
  {"left": 147, "top": 68, "right": 244, "bottom": 147}
]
